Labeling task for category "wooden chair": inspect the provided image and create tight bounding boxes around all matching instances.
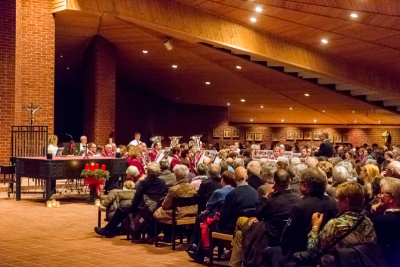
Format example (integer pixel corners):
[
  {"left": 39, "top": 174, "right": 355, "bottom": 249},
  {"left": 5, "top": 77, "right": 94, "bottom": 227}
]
[
  {"left": 209, "top": 208, "right": 256, "bottom": 267},
  {"left": 155, "top": 196, "right": 198, "bottom": 250},
  {"left": 0, "top": 165, "right": 16, "bottom": 198}
]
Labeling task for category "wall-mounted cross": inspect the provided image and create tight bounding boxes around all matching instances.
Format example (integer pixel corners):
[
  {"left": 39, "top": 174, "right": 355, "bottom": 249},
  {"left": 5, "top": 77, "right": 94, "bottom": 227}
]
[{"left": 24, "top": 103, "right": 41, "bottom": 126}]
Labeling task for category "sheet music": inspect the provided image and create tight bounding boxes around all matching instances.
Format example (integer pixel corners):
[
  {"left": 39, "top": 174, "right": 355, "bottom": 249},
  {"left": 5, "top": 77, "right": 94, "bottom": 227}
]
[
  {"left": 167, "top": 156, "right": 173, "bottom": 164},
  {"left": 156, "top": 153, "right": 164, "bottom": 163},
  {"left": 214, "top": 157, "right": 222, "bottom": 164},
  {"left": 198, "top": 154, "right": 205, "bottom": 164}
]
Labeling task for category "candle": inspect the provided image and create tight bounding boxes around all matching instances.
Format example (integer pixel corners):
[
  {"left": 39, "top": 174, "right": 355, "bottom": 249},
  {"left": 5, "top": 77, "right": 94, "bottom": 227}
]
[
  {"left": 46, "top": 201, "right": 52, "bottom": 208},
  {"left": 101, "top": 165, "right": 106, "bottom": 171},
  {"left": 90, "top": 164, "right": 94, "bottom": 172},
  {"left": 85, "top": 164, "right": 89, "bottom": 170},
  {"left": 116, "top": 148, "right": 121, "bottom": 153},
  {"left": 51, "top": 199, "right": 57, "bottom": 207},
  {"left": 95, "top": 199, "right": 101, "bottom": 207},
  {"left": 109, "top": 138, "right": 112, "bottom": 144},
  {"left": 56, "top": 201, "right": 60, "bottom": 208},
  {"left": 95, "top": 164, "right": 99, "bottom": 170}
]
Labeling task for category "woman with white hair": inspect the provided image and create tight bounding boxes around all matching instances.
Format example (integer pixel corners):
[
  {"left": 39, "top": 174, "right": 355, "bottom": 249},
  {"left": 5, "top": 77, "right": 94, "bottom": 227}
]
[
  {"left": 326, "top": 166, "right": 349, "bottom": 197},
  {"left": 126, "top": 166, "right": 141, "bottom": 183}
]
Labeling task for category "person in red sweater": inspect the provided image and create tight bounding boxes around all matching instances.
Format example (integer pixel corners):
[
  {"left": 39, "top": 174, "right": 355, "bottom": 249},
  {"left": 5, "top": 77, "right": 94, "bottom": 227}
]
[
  {"left": 127, "top": 145, "right": 145, "bottom": 179},
  {"left": 170, "top": 146, "right": 181, "bottom": 170},
  {"left": 101, "top": 144, "right": 115, "bottom": 157},
  {"left": 149, "top": 141, "right": 162, "bottom": 162}
]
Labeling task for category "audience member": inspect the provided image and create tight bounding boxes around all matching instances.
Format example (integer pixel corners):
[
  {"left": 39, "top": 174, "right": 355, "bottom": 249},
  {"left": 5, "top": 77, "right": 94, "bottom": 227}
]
[
  {"left": 246, "top": 161, "right": 263, "bottom": 190},
  {"left": 101, "top": 180, "right": 135, "bottom": 221},
  {"left": 226, "top": 157, "right": 234, "bottom": 171},
  {"left": 191, "top": 163, "right": 209, "bottom": 191},
  {"left": 197, "top": 163, "right": 222, "bottom": 198},
  {"left": 287, "top": 165, "right": 301, "bottom": 195},
  {"left": 326, "top": 166, "right": 348, "bottom": 197},
  {"left": 306, "top": 157, "right": 318, "bottom": 168},
  {"left": 364, "top": 176, "right": 383, "bottom": 214},
  {"left": 258, "top": 162, "right": 277, "bottom": 199},
  {"left": 233, "top": 158, "right": 244, "bottom": 170},
  {"left": 126, "top": 166, "right": 141, "bottom": 183},
  {"left": 158, "top": 159, "right": 177, "bottom": 188},
  {"left": 290, "top": 157, "right": 301, "bottom": 166}
]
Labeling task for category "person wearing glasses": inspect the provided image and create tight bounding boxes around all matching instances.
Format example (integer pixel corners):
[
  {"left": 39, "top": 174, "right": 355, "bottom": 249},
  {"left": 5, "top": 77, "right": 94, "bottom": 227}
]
[
  {"left": 370, "top": 177, "right": 400, "bottom": 267},
  {"left": 87, "top": 142, "right": 99, "bottom": 156}
]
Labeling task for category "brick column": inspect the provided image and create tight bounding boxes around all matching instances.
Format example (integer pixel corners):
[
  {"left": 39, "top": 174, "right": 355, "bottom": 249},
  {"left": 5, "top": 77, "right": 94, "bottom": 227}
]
[
  {"left": 83, "top": 35, "right": 116, "bottom": 145},
  {"left": 0, "top": 0, "right": 54, "bottom": 164}
]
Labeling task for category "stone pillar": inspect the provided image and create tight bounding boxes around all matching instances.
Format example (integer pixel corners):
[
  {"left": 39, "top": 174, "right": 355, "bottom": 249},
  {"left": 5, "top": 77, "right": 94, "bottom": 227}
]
[
  {"left": 0, "top": 0, "right": 54, "bottom": 164},
  {"left": 83, "top": 35, "right": 116, "bottom": 145}
]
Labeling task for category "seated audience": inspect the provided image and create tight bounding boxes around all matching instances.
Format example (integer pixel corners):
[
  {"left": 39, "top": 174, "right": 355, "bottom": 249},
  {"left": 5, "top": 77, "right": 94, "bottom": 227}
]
[
  {"left": 94, "top": 162, "right": 168, "bottom": 237},
  {"left": 364, "top": 176, "right": 383, "bottom": 214},
  {"left": 277, "top": 156, "right": 289, "bottom": 169},
  {"left": 226, "top": 158, "right": 234, "bottom": 171},
  {"left": 306, "top": 157, "right": 318, "bottom": 168},
  {"left": 301, "top": 181, "right": 376, "bottom": 267},
  {"left": 220, "top": 162, "right": 229, "bottom": 173},
  {"left": 197, "top": 163, "right": 222, "bottom": 198},
  {"left": 233, "top": 158, "right": 244, "bottom": 170},
  {"left": 101, "top": 144, "right": 115, "bottom": 157},
  {"left": 357, "top": 164, "right": 379, "bottom": 204},
  {"left": 381, "top": 151, "right": 393, "bottom": 172},
  {"left": 158, "top": 159, "right": 177, "bottom": 188},
  {"left": 101, "top": 180, "right": 136, "bottom": 221},
  {"left": 370, "top": 177, "right": 400, "bottom": 267},
  {"left": 263, "top": 168, "right": 338, "bottom": 267},
  {"left": 218, "top": 149, "right": 228, "bottom": 163},
  {"left": 246, "top": 161, "right": 263, "bottom": 190},
  {"left": 230, "top": 169, "right": 302, "bottom": 267},
  {"left": 270, "top": 146, "right": 281, "bottom": 160},
  {"left": 126, "top": 166, "right": 141, "bottom": 183},
  {"left": 300, "top": 147, "right": 308, "bottom": 159},
  {"left": 326, "top": 166, "right": 348, "bottom": 197},
  {"left": 258, "top": 162, "right": 277, "bottom": 199},
  {"left": 291, "top": 157, "right": 301, "bottom": 166},
  {"left": 154, "top": 164, "right": 197, "bottom": 220},
  {"left": 316, "top": 160, "right": 333, "bottom": 180},
  {"left": 191, "top": 163, "right": 209, "bottom": 191},
  {"left": 286, "top": 165, "right": 301, "bottom": 195},
  {"left": 127, "top": 146, "right": 145, "bottom": 179}
]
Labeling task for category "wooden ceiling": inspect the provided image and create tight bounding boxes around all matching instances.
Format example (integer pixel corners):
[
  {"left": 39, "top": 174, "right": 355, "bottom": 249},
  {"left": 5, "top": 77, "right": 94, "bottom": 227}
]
[{"left": 54, "top": 0, "right": 400, "bottom": 125}]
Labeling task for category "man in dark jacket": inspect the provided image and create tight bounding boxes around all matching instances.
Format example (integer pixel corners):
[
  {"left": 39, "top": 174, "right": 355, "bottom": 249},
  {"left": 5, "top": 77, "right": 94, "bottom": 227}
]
[
  {"left": 262, "top": 167, "right": 338, "bottom": 267},
  {"left": 95, "top": 162, "right": 168, "bottom": 237},
  {"left": 369, "top": 177, "right": 400, "bottom": 267},
  {"left": 314, "top": 132, "right": 334, "bottom": 158},
  {"left": 246, "top": 161, "right": 263, "bottom": 191},
  {"left": 197, "top": 163, "right": 222, "bottom": 198}
]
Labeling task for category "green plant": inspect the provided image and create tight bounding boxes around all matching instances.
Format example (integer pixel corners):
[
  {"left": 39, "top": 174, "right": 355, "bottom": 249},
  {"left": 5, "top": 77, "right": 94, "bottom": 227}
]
[{"left": 80, "top": 169, "right": 110, "bottom": 180}]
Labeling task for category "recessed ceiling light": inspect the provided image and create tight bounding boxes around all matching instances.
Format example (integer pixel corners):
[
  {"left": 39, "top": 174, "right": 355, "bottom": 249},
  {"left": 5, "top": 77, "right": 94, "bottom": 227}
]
[
  {"left": 378, "top": 121, "right": 381, "bottom": 123},
  {"left": 67, "top": 67, "right": 69, "bottom": 69},
  {"left": 321, "top": 39, "right": 328, "bottom": 44},
  {"left": 205, "top": 82, "right": 210, "bottom": 85},
  {"left": 304, "top": 93, "right": 309, "bottom": 96},
  {"left": 350, "top": 13, "right": 358, "bottom": 18},
  {"left": 290, "top": 107, "right": 292, "bottom": 110},
  {"left": 354, "top": 121, "right": 357, "bottom": 123},
  {"left": 314, "top": 120, "right": 316, "bottom": 122},
  {"left": 172, "top": 65, "right": 177, "bottom": 68},
  {"left": 236, "top": 66, "right": 241, "bottom": 69},
  {"left": 251, "top": 119, "right": 253, "bottom": 122},
  {"left": 282, "top": 119, "right": 284, "bottom": 122},
  {"left": 142, "top": 50, "right": 148, "bottom": 53},
  {"left": 323, "top": 110, "right": 325, "bottom": 112},
  {"left": 250, "top": 17, "right": 257, "bottom": 22},
  {"left": 60, "top": 55, "right": 63, "bottom": 57},
  {"left": 227, "top": 103, "right": 230, "bottom": 105},
  {"left": 241, "top": 99, "right": 245, "bottom": 102},
  {"left": 255, "top": 7, "right": 262, "bottom": 12},
  {"left": 261, "top": 106, "right": 263, "bottom": 108},
  {"left": 177, "top": 97, "right": 179, "bottom": 99},
  {"left": 352, "top": 111, "right": 355, "bottom": 113}
]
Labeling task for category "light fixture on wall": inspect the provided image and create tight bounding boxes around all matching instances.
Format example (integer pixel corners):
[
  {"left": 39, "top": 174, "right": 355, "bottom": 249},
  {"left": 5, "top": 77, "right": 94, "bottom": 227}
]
[
  {"left": 163, "top": 38, "right": 173, "bottom": 50},
  {"left": 255, "top": 7, "right": 262, "bottom": 12}
]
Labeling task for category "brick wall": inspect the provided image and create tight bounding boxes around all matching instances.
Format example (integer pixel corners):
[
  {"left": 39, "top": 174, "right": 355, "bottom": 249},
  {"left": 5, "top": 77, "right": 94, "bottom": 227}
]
[
  {"left": 83, "top": 35, "right": 116, "bottom": 145},
  {"left": 0, "top": 0, "right": 55, "bottom": 164}
]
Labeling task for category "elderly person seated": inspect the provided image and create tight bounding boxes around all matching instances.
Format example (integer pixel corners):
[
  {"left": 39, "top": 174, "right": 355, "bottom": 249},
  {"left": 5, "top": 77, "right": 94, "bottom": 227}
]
[
  {"left": 369, "top": 177, "right": 400, "bottom": 267},
  {"left": 198, "top": 163, "right": 222, "bottom": 198},
  {"left": 101, "top": 180, "right": 136, "bottom": 221},
  {"left": 191, "top": 163, "right": 209, "bottom": 191},
  {"left": 381, "top": 151, "right": 393, "bottom": 172},
  {"left": 154, "top": 164, "right": 198, "bottom": 242},
  {"left": 158, "top": 159, "right": 177, "bottom": 188},
  {"left": 293, "top": 182, "right": 376, "bottom": 267},
  {"left": 101, "top": 144, "right": 115, "bottom": 157},
  {"left": 316, "top": 160, "right": 333, "bottom": 179},
  {"left": 326, "top": 166, "right": 349, "bottom": 197},
  {"left": 257, "top": 162, "right": 278, "bottom": 199},
  {"left": 95, "top": 162, "right": 168, "bottom": 238},
  {"left": 306, "top": 157, "right": 319, "bottom": 168},
  {"left": 247, "top": 161, "right": 263, "bottom": 190},
  {"left": 233, "top": 158, "right": 244, "bottom": 170},
  {"left": 364, "top": 176, "right": 383, "bottom": 215},
  {"left": 277, "top": 156, "right": 289, "bottom": 170},
  {"left": 126, "top": 165, "right": 142, "bottom": 183},
  {"left": 127, "top": 146, "right": 145, "bottom": 179},
  {"left": 226, "top": 157, "right": 234, "bottom": 171},
  {"left": 290, "top": 157, "right": 301, "bottom": 167}
]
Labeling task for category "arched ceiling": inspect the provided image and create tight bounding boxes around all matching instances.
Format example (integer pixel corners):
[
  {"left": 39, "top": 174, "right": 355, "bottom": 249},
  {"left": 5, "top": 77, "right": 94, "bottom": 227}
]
[{"left": 53, "top": 0, "right": 400, "bottom": 125}]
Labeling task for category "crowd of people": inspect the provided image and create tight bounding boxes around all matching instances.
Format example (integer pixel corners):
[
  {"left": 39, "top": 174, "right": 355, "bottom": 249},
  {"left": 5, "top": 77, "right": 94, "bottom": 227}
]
[{"left": 60, "top": 131, "right": 399, "bottom": 267}]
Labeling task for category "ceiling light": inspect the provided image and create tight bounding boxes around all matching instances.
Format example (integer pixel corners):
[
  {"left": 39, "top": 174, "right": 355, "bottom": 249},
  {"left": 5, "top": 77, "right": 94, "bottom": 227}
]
[
  {"left": 227, "top": 103, "right": 230, "bottom": 105},
  {"left": 172, "top": 65, "right": 177, "bottom": 68},
  {"left": 255, "top": 7, "right": 262, "bottom": 12},
  {"left": 261, "top": 106, "right": 263, "bottom": 108},
  {"left": 354, "top": 121, "right": 357, "bottom": 123},
  {"left": 351, "top": 13, "right": 358, "bottom": 18},
  {"left": 177, "top": 97, "right": 178, "bottom": 99},
  {"left": 378, "top": 121, "right": 381, "bottom": 123},
  {"left": 251, "top": 119, "right": 253, "bottom": 122},
  {"left": 60, "top": 55, "right": 63, "bottom": 57},
  {"left": 323, "top": 110, "right": 325, "bottom": 112},
  {"left": 290, "top": 107, "right": 292, "bottom": 110},
  {"left": 236, "top": 66, "right": 241, "bottom": 69},
  {"left": 352, "top": 111, "right": 355, "bottom": 113},
  {"left": 314, "top": 120, "right": 316, "bottom": 122},
  {"left": 205, "top": 82, "right": 210, "bottom": 85},
  {"left": 250, "top": 17, "right": 257, "bottom": 22},
  {"left": 67, "top": 67, "right": 69, "bottom": 69},
  {"left": 163, "top": 38, "right": 173, "bottom": 50},
  {"left": 282, "top": 119, "right": 284, "bottom": 122},
  {"left": 241, "top": 99, "right": 245, "bottom": 102},
  {"left": 321, "top": 39, "right": 328, "bottom": 44},
  {"left": 142, "top": 50, "right": 148, "bottom": 53},
  {"left": 304, "top": 93, "right": 309, "bottom": 96}
]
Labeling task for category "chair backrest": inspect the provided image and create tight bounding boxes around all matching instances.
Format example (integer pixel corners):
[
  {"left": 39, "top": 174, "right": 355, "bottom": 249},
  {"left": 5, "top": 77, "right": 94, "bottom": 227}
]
[
  {"left": 171, "top": 195, "right": 198, "bottom": 222},
  {"left": 198, "top": 194, "right": 212, "bottom": 214}
]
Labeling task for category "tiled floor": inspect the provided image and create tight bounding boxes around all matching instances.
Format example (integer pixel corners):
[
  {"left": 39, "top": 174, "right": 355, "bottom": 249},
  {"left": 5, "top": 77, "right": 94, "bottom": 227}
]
[{"left": 0, "top": 192, "right": 204, "bottom": 267}]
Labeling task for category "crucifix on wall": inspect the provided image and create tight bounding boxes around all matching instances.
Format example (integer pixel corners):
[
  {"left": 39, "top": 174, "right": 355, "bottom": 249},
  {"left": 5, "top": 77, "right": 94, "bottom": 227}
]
[{"left": 24, "top": 103, "right": 41, "bottom": 126}]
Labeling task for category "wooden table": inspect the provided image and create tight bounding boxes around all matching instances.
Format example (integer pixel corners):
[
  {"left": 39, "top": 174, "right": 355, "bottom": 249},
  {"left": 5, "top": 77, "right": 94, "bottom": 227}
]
[{"left": 15, "top": 156, "right": 127, "bottom": 204}]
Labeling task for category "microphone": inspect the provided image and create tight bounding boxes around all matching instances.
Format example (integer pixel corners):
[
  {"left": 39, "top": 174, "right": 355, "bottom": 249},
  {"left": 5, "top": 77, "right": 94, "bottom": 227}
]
[{"left": 66, "top": 133, "right": 73, "bottom": 140}]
